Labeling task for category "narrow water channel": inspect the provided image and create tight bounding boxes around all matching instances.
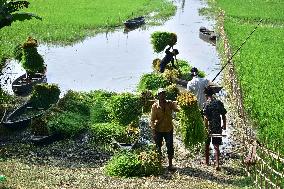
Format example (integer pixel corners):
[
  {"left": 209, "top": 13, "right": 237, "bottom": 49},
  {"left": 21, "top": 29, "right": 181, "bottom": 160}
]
[{"left": 1, "top": 0, "right": 220, "bottom": 93}]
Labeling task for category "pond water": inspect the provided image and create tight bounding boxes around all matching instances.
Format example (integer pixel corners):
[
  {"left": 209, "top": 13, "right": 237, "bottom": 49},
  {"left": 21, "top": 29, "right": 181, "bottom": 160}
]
[{"left": 1, "top": 0, "right": 220, "bottom": 93}]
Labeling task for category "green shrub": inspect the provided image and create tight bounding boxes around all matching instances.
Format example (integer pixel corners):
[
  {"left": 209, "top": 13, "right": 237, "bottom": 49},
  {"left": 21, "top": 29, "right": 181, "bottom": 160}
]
[
  {"left": 57, "top": 90, "right": 90, "bottom": 117},
  {"left": 137, "top": 73, "right": 170, "bottom": 92},
  {"left": 107, "top": 93, "right": 142, "bottom": 126},
  {"left": 29, "top": 83, "right": 60, "bottom": 109},
  {"left": 90, "top": 122, "right": 127, "bottom": 144},
  {"left": 151, "top": 31, "right": 177, "bottom": 53},
  {"left": 105, "top": 149, "right": 162, "bottom": 177},
  {"left": 21, "top": 37, "right": 45, "bottom": 74}
]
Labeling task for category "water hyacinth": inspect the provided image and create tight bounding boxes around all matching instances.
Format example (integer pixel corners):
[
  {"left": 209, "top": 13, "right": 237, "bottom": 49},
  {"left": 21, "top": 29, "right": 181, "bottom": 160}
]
[{"left": 177, "top": 92, "right": 206, "bottom": 148}]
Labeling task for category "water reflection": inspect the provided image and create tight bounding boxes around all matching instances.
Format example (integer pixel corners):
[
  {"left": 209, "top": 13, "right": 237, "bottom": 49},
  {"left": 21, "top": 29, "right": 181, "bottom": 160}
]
[{"left": 1, "top": 0, "right": 220, "bottom": 94}]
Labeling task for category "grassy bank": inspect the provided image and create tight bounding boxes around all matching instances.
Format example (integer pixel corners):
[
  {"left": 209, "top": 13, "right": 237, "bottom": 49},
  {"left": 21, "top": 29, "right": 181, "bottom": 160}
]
[
  {"left": 214, "top": 0, "right": 284, "bottom": 153},
  {"left": 0, "top": 0, "right": 176, "bottom": 69}
]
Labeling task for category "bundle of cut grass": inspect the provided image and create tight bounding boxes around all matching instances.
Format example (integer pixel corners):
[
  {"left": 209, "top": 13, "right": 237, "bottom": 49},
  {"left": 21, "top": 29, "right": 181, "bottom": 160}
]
[
  {"left": 177, "top": 92, "right": 206, "bottom": 149},
  {"left": 151, "top": 31, "right": 177, "bottom": 53}
]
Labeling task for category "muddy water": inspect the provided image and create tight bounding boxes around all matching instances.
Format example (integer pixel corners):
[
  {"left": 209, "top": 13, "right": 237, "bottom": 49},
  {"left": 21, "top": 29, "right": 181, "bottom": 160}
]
[{"left": 1, "top": 0, "right": 220, "bottom": 93}]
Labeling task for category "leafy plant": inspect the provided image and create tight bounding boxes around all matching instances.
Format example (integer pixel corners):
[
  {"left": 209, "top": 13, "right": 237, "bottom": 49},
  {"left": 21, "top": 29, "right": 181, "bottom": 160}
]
[
  {"left": 137, "top": 73, "right": 170, "bottom": 92},
  {"left": 29, "top": 83, "right": 60, "bottom": 109},
  {"left": 105, "top": 149, "right": 162, "bottom": 177},
  {"left": 177, "top": 92, "right": 205, "bottom": 148},
  {"left": 151, "top": 31, "right": 177, "bottom": 53},
  {"left": 107, "top": 93, "right": 142, "bottom": 126}
]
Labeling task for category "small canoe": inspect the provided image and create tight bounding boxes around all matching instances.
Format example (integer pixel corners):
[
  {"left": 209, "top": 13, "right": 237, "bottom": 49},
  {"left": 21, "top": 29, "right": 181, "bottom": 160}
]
[
  {"left": 124, "top": 16, "right": 145, "bottom": 29},
  {"left": 199, "top": 26, "right": 217, "bottom": 45},
  {"left": 12, "top": 73, "right": 47, "bottom": 96},
  {"left": 1, "top": 102, "right": 45, "bottom": 129}
]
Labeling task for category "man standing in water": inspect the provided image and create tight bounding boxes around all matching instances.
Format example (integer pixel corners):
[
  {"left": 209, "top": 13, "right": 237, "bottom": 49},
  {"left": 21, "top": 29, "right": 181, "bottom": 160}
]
[
  {"left": 187, "top": 67, "right": 209, "bottom": 110},
  {"left": 203, "top": 86, "right": 227, "bottom": 171},
  {"left": 150, "top": 88, "right": 179, "bottom": 171},
  {"left": 160, "top": 46, "right": 179, "bottom": 73}
]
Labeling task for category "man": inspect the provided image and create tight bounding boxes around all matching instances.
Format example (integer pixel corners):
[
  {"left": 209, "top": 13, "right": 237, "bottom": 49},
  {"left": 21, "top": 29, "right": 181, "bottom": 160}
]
[
  {"left": 150, "top": 88, "right": 179, "bottom": 171},
  {"left": 187, "top": 67, "right": 209, "bottom": 109},
  {"left": 203, "top": 86, "right": 227, "bottom": 171},
  {"left": 160, "top": 46, "right": 179, "bottom": 73}
]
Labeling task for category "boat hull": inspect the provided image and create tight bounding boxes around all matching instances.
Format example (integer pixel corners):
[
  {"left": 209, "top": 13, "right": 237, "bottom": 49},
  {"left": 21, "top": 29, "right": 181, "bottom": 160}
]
[
  {"left": 124, "top": 16, "right": 145, "bottom": 29},
  {"left": 12, "top": 73, "right": 47, "bottom": 96}
]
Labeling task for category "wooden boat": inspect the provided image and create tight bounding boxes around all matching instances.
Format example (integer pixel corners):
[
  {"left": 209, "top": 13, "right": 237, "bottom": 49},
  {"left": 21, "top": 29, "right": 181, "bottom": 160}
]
[
  {"left": 12, "top": 72, "right": 47, "bottom": 96},
  {"left": 199, "top": 26, "right": 217, "bottom": 45},
  {"left": 1, "top": 102, "right": 45, "bottom": 129},
  {"left": 124, "top": 16, "right": 145, "bottom": 29}
]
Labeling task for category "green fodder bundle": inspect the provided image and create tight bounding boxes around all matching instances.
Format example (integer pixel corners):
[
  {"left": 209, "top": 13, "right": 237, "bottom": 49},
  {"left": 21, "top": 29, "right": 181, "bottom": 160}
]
[
  {"left": 29, "top": 83, "right": 60, "bottom": 109},
  {"left": 21, "top": 37, "right": 45, "bottom": 74},
  {"left": 162, "top": 68, "right": 179, "bottom": 83},
  {"left": 151, "top": 31, "right": 177, "bottom": 53},
  {"left": 140, "top": 90, "right": 154, "bottom": 113},
  {"left": 177, "top": 92, "right": 205, "bottom": 149},
  {"left": 165, "top": 84, "right": 179, "bottom": 101},
  {"left": 90, "top": 122, "right": 127, "bottom": 144},
  {"left": 137, "top": 73, "right": 170, "bottom": 92},
  {"left": 105, "top": 149, "right": 162, "bottom": 177},
  {"left": 107, "top": 93, "right": 142, "bottom": 126}
]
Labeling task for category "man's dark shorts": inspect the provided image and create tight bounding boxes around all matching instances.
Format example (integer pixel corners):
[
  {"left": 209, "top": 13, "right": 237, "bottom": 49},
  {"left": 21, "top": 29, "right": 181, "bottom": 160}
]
[
  {"left": 154, "top": 130, "right": 174, "bottom": 158},
  {"left": 206, "top": 136, "right": 222, "bottom": 145}
]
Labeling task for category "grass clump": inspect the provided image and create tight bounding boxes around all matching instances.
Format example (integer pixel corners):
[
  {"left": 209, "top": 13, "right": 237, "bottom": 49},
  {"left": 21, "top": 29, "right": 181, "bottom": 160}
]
[{"left": 105, "top": 149, "right": 162, "bottom": 177}]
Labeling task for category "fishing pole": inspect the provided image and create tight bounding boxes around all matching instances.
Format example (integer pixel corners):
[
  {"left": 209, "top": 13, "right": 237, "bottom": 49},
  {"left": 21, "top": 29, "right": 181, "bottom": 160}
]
[{"left": 212, "top": 19, "right": 263, "bottom": 82}]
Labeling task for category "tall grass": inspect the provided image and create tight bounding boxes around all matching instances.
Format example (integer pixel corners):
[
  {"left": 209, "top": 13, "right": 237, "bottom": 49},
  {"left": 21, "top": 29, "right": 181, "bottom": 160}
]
[
  {"left": 0, "top": 0, "right": 176, "bottom": 64},
  {"left": 215, "top": 0, "right": 284, "bottom": 154}
]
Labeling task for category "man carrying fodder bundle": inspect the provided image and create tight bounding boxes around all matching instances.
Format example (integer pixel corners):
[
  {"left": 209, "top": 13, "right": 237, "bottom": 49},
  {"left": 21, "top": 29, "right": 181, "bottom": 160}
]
[
  {"left": 159, "top": 46, "right": 179, "bottom": 73},
  {"left": 150, "top": 88, "right": 179, "bottom": 171},
  {"left": 203, "top": 86, "right": 227, "bottom": 171}
]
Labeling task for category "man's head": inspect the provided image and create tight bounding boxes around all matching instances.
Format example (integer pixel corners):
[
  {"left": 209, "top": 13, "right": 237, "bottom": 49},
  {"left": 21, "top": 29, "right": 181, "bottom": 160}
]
[
  {"left": 204, "top": 86, "right": 214, "bottom": 97},
  {"left": 190, "top": 67, "right": 198, "bottom": 76},
  {"left": 157, "top": 88, "right": 166, "bottom": 101},
  {"left": 172, "top": 49, "right": 179, "bottom": 55}
]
